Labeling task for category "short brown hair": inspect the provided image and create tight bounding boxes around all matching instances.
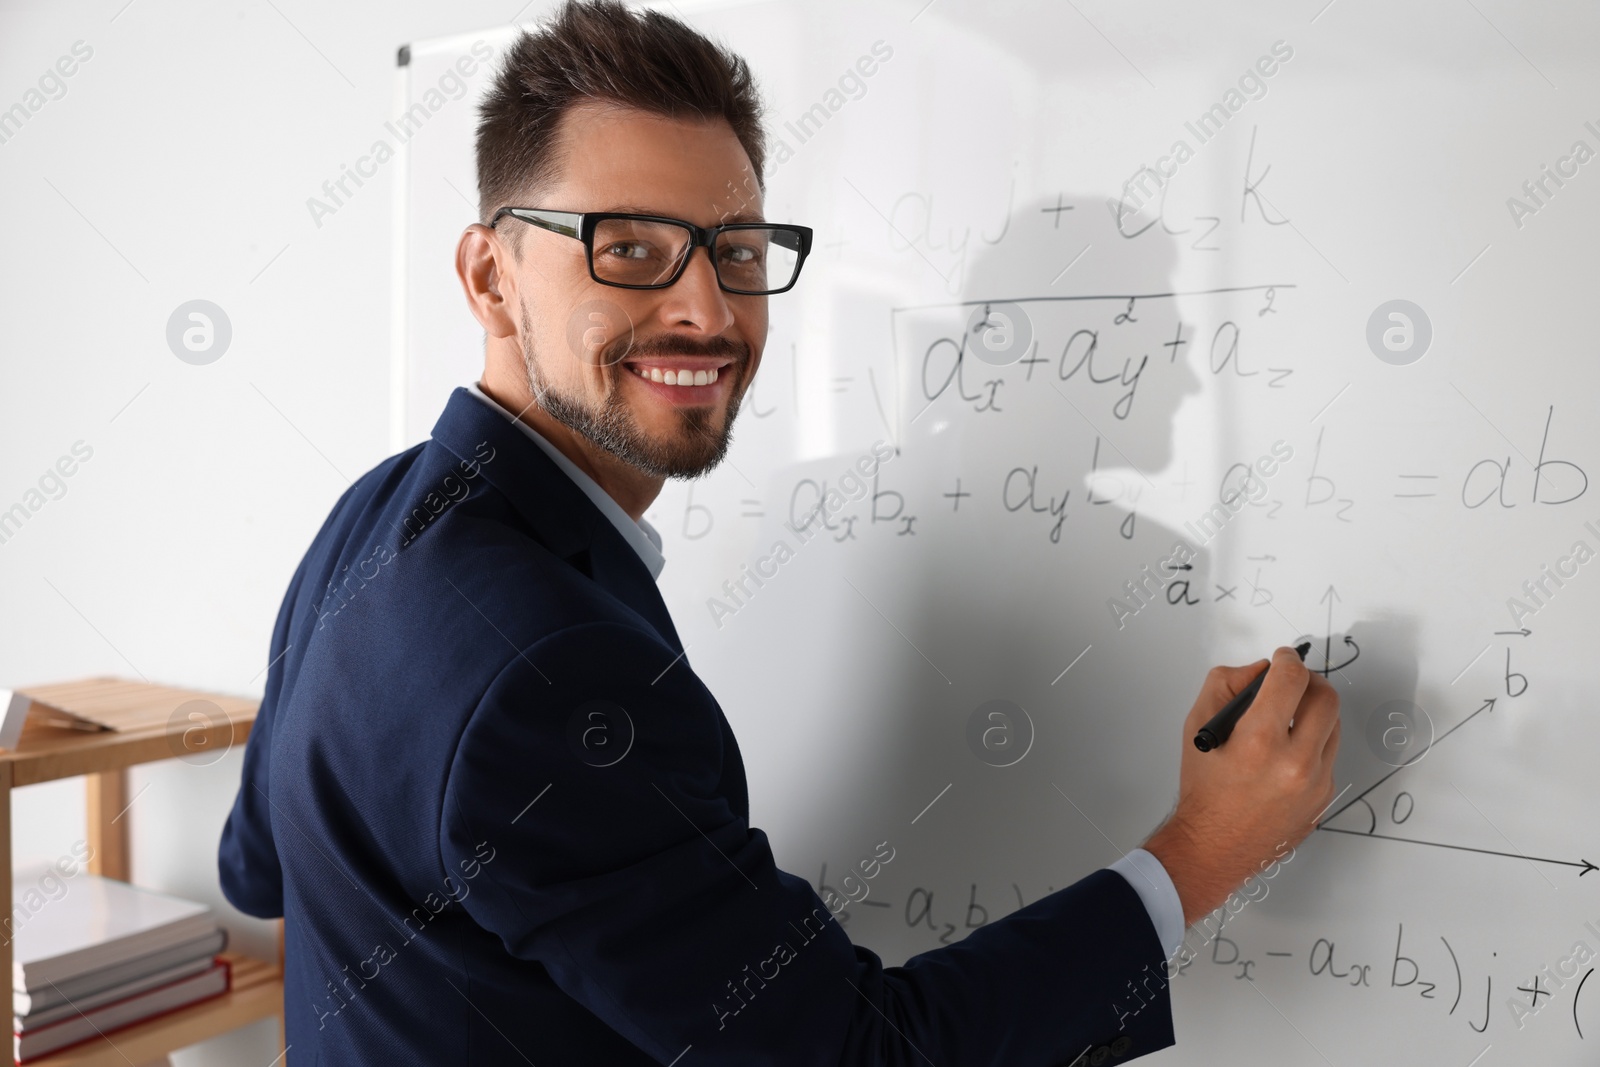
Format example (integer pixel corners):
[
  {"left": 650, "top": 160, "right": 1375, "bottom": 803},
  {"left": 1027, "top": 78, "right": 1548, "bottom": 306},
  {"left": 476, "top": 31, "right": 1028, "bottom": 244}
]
[{"left": 475, "top": 0, "right": 766, "bottom": 249}]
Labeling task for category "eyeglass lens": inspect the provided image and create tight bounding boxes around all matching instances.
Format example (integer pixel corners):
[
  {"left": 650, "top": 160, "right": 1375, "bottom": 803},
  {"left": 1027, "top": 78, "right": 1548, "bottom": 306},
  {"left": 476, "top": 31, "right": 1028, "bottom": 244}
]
[{"left": 591, "top": 218, "right": 802, "bottom": 293}]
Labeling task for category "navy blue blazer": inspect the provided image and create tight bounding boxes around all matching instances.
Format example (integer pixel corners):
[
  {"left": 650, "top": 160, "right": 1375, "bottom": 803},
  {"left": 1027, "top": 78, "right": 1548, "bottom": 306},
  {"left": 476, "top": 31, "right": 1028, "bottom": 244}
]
[{"left": 218, "top": 386, "right": 1176, "bottom": 1066}]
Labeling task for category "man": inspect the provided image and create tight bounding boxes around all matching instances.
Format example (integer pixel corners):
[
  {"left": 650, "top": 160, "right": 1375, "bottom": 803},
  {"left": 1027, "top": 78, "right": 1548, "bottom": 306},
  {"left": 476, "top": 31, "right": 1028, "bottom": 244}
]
[{"left": 218, "top": 3, "right": 1341, "bottom": 1064}]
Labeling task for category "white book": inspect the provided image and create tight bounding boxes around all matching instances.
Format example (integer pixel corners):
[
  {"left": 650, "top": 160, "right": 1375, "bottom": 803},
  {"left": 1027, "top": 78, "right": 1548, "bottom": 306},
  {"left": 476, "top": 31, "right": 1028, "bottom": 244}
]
[
  {"left": 17, "top": 954, "right": 218, "bottom": 1030},
  {"left": 11, "top": 871, "right": 218, "bottom": 993},
  {"left": 14, "top": 928, "right": 227, "bottom": 1017},
  {"left": 13, "top": 959, "right": 229, "bottom": 1063}
]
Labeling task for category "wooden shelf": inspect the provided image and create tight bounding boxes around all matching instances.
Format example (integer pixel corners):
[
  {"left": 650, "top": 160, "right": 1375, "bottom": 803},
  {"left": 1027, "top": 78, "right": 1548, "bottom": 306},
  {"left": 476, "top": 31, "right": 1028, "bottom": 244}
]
[
  {"left": 23, "top": 954, "right": 282, "bottom": 1067},
  {"left": 0, "top": 678, "right": 258, "bottom": 788},
  {"left": 2, "top": 678, "right": 283, "bottom": 1067}
]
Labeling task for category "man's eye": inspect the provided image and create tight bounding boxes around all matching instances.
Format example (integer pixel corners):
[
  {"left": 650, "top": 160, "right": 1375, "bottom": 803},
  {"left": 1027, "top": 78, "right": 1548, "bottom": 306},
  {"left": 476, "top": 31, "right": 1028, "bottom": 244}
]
[
  {"left": 603, "top": 242, "right": 654, "bottom": 260},
  {"left": 720, "top": 244, "right": 760, "bottom": 264}
]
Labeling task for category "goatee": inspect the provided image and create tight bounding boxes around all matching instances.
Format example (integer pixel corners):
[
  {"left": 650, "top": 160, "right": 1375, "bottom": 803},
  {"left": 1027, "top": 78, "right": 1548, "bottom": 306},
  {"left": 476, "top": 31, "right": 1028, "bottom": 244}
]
[{"left": 520, "top": 300, "right": 746, "bottom": 479}]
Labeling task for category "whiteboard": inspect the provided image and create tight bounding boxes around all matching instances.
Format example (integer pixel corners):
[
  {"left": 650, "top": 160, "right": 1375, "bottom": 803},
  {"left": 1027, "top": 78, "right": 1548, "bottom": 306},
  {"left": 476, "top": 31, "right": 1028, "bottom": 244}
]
[{"left": 397, "top": 3, "right": 1600, "bottom": 1062}]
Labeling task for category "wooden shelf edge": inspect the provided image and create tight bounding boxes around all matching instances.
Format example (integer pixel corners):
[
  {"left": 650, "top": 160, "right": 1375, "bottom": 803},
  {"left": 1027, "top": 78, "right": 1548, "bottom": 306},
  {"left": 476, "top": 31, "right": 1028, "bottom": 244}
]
[
  {"left": 6, "top": 721, "right": 256, "bottom": 789},
  {"left": 1, "top": 678, "right": 260, "bottom": 788},
  {"left": 21, "top": 954, "right": 283, "bottom": 1067}
]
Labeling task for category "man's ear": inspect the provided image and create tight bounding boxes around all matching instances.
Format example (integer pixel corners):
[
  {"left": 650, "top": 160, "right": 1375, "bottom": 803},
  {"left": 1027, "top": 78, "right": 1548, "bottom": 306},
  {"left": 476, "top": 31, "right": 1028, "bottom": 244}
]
[{"left": 456, "top": 223, "right": 519, "bottom": 339}]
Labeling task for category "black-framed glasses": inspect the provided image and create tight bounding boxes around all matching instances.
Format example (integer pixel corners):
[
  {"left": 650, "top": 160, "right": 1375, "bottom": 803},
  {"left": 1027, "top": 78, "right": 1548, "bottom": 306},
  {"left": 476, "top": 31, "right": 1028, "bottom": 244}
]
[{"left": 489, "top": 207, "right": 813, "bottom": 295}]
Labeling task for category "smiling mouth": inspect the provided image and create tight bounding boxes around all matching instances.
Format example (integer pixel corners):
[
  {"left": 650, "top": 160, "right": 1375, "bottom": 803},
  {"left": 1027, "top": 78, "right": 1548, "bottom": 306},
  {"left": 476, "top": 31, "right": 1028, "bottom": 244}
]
[{"left": 623, "top": 359, "right": 735, "bottom": 388}]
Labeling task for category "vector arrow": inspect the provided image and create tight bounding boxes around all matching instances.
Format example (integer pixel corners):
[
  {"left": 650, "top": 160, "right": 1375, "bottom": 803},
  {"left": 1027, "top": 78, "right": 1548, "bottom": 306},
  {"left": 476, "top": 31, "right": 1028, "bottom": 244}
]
[
  {"left": 1321, "top": 697, "right": 1496, "bottom": 825},
  {"left": 1319, "top": 826, "right": 1597, "bottom": 877}
]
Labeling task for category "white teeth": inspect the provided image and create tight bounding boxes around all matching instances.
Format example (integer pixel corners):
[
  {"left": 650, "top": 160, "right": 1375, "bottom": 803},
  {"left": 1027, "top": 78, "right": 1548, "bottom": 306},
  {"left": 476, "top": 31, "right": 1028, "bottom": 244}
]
[{"left": 630, "top": 365, "right": 721, "bottom": 387}]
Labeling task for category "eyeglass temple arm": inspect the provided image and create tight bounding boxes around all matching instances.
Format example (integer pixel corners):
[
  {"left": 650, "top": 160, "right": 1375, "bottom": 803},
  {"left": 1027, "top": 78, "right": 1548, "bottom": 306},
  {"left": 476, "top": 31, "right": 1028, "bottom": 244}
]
[{"left": 490, "top": 208, "right": 582, "bottom": 240}]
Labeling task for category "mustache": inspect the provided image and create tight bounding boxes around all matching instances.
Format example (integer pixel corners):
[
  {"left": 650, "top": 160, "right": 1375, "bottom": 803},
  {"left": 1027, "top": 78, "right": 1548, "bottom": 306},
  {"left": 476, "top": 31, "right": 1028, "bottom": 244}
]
[{"left": 605, "top": 331, "right": 747, "bottom": 364}]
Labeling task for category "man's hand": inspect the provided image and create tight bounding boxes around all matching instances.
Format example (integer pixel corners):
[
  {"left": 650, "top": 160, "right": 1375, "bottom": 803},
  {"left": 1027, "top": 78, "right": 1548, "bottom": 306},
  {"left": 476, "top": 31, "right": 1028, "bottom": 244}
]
[{"left": 1142, "top": 647, "right": 1341, "bottom": 927}]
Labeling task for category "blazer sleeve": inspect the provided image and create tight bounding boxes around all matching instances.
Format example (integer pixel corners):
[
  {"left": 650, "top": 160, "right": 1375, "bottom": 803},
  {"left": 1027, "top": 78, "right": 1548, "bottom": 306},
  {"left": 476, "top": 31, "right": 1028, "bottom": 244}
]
[
  {"left": 216, "top": 551, "right": 311, "bottom": 920},
  {"left": 440, "top": 621, "right": 1175, "bottom": 1067}
]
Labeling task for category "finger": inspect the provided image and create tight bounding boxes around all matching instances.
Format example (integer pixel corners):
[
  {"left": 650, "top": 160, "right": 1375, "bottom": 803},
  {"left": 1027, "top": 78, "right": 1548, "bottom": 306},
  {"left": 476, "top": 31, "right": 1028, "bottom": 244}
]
[
  {"left": 1185, "top": 660, "right": 1269, "bottom": 730},
  {"left": 1234, "top": 645, "right": 1311, "bottom": 739},
  {"left": 1288, "top": 672, "right": 1341, "bottom": 755}
]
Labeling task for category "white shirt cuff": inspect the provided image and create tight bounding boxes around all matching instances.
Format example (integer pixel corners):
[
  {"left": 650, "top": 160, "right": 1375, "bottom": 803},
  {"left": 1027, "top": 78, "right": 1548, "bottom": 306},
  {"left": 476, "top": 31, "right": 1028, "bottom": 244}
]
[{"left": 1108, "top": 847, "right": 1185, "bottom": 960}]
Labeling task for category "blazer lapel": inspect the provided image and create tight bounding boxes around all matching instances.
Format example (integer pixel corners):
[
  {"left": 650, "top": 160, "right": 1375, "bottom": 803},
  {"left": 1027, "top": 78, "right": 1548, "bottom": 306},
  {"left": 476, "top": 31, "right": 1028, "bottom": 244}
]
[{"left": 429, "top": 387, "right": 684, "bottom": 654}]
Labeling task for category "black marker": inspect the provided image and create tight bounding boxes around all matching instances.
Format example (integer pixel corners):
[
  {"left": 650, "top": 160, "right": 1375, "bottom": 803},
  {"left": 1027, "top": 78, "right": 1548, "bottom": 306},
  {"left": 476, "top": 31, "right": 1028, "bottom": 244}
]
[{"left": 1193, "top": 641, "right": 1312, "bottom": 752}]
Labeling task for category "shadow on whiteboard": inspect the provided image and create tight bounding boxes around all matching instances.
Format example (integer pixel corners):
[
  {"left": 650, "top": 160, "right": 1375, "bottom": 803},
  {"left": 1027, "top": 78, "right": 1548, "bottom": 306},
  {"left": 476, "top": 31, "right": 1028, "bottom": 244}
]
[{"left": 794, "top": 194, "right": 1239, "bottom": 958}]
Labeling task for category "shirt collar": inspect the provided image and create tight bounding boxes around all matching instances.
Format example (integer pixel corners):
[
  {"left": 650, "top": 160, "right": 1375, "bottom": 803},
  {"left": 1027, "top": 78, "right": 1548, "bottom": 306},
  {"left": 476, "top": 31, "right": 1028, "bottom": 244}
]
[{"left": 466, "top": 381, "right": 665, "bottom": 581}]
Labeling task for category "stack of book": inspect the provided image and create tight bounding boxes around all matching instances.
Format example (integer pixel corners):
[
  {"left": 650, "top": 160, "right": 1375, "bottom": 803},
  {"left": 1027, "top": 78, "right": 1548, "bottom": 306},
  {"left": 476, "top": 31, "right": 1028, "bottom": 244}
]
[{"left": 11, "top": 869, "right": 230, "bottom": 1063}]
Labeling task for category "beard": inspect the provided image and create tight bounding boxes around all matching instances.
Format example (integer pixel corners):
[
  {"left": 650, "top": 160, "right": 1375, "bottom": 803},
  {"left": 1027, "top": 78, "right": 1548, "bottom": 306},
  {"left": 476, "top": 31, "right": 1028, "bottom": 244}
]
[{"left": 519, "top": 299, "right": 747, "bottom": 479}]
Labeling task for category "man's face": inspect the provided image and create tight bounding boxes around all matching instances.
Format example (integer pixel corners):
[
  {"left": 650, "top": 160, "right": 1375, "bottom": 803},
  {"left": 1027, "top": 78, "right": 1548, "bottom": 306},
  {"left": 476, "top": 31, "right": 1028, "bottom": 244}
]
[{"left": 506, "top": 100, "right": 767, "bottom": 479}]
